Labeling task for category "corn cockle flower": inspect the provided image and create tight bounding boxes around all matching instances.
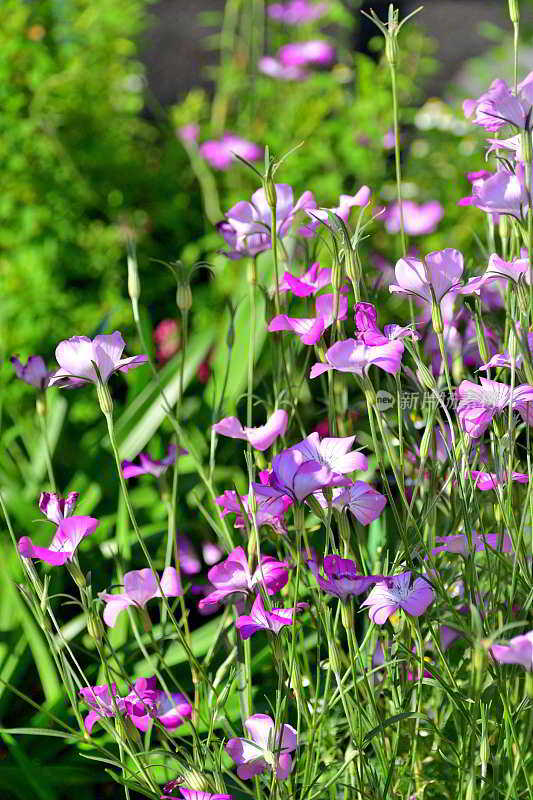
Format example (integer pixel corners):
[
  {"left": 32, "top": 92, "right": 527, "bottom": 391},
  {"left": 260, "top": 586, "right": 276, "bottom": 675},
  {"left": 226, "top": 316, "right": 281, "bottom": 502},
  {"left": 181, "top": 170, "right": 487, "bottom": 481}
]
[
  {"left": 309, "top": 555, "right": 384, "bottom": 600},
  {"left": 39, "top": 491, "right": 79, "bottom": 524},
  {"left": 98, "top": 567, "right": 182, "bottom": 627},
  {"left": 11, "top": 355, "right": 52, "bottom": 390},
  {"left": 216, "top": 487, "right": 291, "bottom": 535},
  {"left": 199, "top": 134, "right": 263, "bottom": 171},
  {"left": 213, "top": 409, "right": 288, "bottom": 451},
  {"left": 18, "top": 516, "right": 100, "bottom": 565},
  {"left": 354, "top": 302, "right": 419, "bottom": 346},
  {"left": 464, "top": 164, "right": 528, "bottom": 218},
  {"left": 456, "top": 378, "right": 533, "bottom": 438},
  {"left": 162, "top": 788, "right": 232, "bottom": 800},
  {"left": 121, "top": 444, "right": 187, "bottom": 479},
  {"left": 463, "top": 73, "right": 533, "bottom": 131},
  {"left": 48, "top": 331, "right": 148, "bottom": 388},
  {"left": 269, "top": 293, "right": 349, "bottom": 345},
  {"left": 310, "top": 338, "right": 404, "bottom": 379},
  {"left": 477, "top": 332, "right": 533, "bottom": 372},
  {"left": 277, "top": 262, "right": 347, "bottom": 297},
  {"left": 491, "top": 631, "right": 533, "bottom": 670},
  {"left": 253, "top": 445, "right": 352, "bottom": 504},
  {"left": 258, "top": 56, "right": 308, "bottom": 81},
  {"left": 216, "top": 184, "right": 316, "bottom": 259},
  {"left": 268, "top": 0, "right": 328, "bottom": 24},
  {"left": 361, "top": 572, "right": 435, "bottom": 624},
  {"left": 389, "top": 248, "right": 464, "bottom": 308},
  {"left": 431, "top": 532, "right": 513, "bottom": 556},
  {"left": 304, "top": 187, "right": 372, "bottom": 234},
  {"left": 202, "top": 541, "right": 223, "bottom": 565},
  {"left": 470, "top": 471, "right": 529, "bottom": 491},
  {"left": 330, "top": 481, "right": 387, "bottom": 525},
  {"left": 226, "top": 714, "right": 298, "bottom": 780},
  {"left": 290, "top": 432, "right": 368, "bottom": 474},
  {"left": 236, "top": 593, "right": 307, "bottom": 639},
  {"left": 198, "top": 547, "right": 289, "bottom": 613},
  {"left": 457, "top": 254, "right": 529, "bottom": 297},
  {"left": 279, "top": 40, "right": 335, "bottom": 67},
  {"left": 382, "top": 201, "right": 444, "bottom": 236},
  {"left": 176, "top": 124, "right": 199, "bottom": 144}
]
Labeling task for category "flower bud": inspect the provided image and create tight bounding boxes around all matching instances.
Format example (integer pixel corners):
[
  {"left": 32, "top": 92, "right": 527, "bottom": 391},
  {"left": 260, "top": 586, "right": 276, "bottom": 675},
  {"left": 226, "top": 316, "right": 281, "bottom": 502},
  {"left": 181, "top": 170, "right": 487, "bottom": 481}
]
[
  {"left": 263, "top": 176, "right": 277, "bottom": 211},
  {"left": 385, "top": 35, "right": 398, "bottom": 67},
  {"left": 521, "top": 131, "right": 532, "bottom": 165},
  {"left": 419, "top": 421, "right": 434, "bottom": 464},
  {"left": 509, "top": 0, "right": 520, "bottom": 24},
  {"left": 96, "top": 381, "right": 113, "bottom": 417},
  {"left": 431, "top": 299, "right": 444, "bottom": 336},
  {"left": 66, "top": 560, "right": 86, "bottom": 589},
  {"left": 181, "top": 769, "right": 210, "bottom": 792},
  {"left": 331, "top": 259, "right": 343, "bottom": 294},
  {"left": 176, "top": 283, "right": 192, "bottom": 313},
  {"left": 416, "top": 361, "right": 437, "bottom": 392},
  {"left": 127, "top": 250, "right": 141, "bottom": 303},
  {"left": 517, "top": 273, "right": 531, "bottom": 317},
  {"left": 87, "top": 611, "right": 104, "bottom": 643}
]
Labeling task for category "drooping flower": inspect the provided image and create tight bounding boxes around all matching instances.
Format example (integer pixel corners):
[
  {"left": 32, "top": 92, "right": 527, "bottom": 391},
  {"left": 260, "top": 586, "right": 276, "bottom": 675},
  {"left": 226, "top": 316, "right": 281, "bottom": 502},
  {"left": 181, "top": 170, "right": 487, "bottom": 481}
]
[
  {"left": 463, "top": 74, "right": 533, "bottom": 132},
  {"left": 354, "top": 302, "right": 419, "bottom": 346},
  {"left": 491, "top": 631, "right": 533, "bottom": 670},
  {"left": 18, "top": 516, "right": 100, "bottom": 566},
  {"left": 199, "top": 134, "right": 263, "bottom": 171},
  {"left": 217, "top": 184, "right": 316, "bottom": 259},
  {"left": 236, "top": 593, "right": 307, "bottom": 639},
  {"left": 122, "top": 444, "right": 187, "bottom": 479},
  {"left": 198, "top": 547, "right": 289, "bottom": 614},
  {"left": 470, "top": 471, "right": 529, "bottom": 491},
  {"left": 456, "top": 378, "right": 533, "bottom": 437},
  {"left": 361, "top": 572, "right": 435, "bottom": 624},
  {"left": 11, "top": 356, "right": 52, "bottom": 390},
  {"left": 98, "top": 567, "right": 182, "bottom": 627},
  {"left": 268, "top": 0, "right": 328, "bottom": 25},
  {"left": 310, "top": 338, "right": 404, "bottom": 379},
  {"left": 213, "top": 409, "right": 288, "bottom": 451},
  {"left": 382, "top": 201, "right": 444, "bottom": 236},
  {"left": 269, "top": 293, "right": 349, "bottom": 345},
  {"left": 177, "top": 536, "right": 202, "bottom": 574},
  {"left": 457, "top": 253, "right": 529, "bottom": 298},
  {"left": 389, "top": 248, "right": 464, "bottom": 307},
  {"left": 431, "top": 532, "right": 513, "bottom": 556},
  {"left": 39, "top": 491, "right": 79, "bottom": 524},
  {"left": 279, "top": 40, "right": 335, "bottom": 67},
  {"left": 308, "top": 555, "right": 383, "bottom": 600},
  {"left": 226, "top": 714, "right": 298, "bottom": 780},
  {"left": 48, "top": 332, "right": 147, "bottom": 388},
  {"left": 330, "top": 481, "right": 388, "bottom": 525}
]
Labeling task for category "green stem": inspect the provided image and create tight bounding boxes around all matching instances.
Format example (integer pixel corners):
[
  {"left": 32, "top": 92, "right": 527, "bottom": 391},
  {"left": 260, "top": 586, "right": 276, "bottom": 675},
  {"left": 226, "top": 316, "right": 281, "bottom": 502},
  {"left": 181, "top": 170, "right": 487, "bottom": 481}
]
[{"left": 37, "top": 403, "right": 57, "bottom": 492}]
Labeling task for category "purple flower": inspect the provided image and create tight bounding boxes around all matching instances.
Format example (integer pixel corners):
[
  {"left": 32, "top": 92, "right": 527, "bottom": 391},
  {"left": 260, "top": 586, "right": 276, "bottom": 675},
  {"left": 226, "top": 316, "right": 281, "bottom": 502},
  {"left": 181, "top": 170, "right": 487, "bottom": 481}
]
[
  {"left": 198, "top": 547, "right": 289, "bottom": 614},
  {"left": 202, "top": 541, "right": 223, "bottom": 565},
  {"left": 310, "top": 338, "right": 404, "bottom": 379},
  {"left": 39, "top": 491, "right": 79, "bottom": 524},
  {"left": 361, "top": 572, "right": 435, "bottom": 624},
  {"left": 98, "top": 567, "right": 182, "bottom": 627},
  {"left": 389, "top": 249, "right": 464, "bottom": 307},
  {"left": 11, "top": 356, "right": 52, "bottom": 390},
  {"left": 330, "top": 481, "right": 387, "bottom": 525},
  {"left": 176, "top": 536, "right": 202, "bottom": 574},
  {"left": 456, "top": 378, "right": 533, "bottom": 438},
  {"left": 48, "top": 332, "right": 147, "bottom": 388},
  {"left": 290, "top": 432, "right": 368, "bottom": 474},
  {"left": 213, "top": 409, "right": 288, "bottom": 451},
  {"left": 258, "top": 56, "right": 307, "bottom": 81},
  {"left": 18, "top": 516, "right": 100, "bottom": 566},
  {"left": 226, "top": 714, "right": 298, "bottom": 780},
  {"left": 470, "top": 471, "right": 529, "bottom": 491},
  {"left": 458, "top": 170, "right": 500, "bottom": 223},
  {"left": 354, "top": 302, "right": 419, "bottom": 346},
  {"left": 491, "top": 631, "right": 533, "bottom": 670},
  {"left": 382, "top": 201, "right": 443, "bottom": 236},
  {"left": 304, "top": 187, "right": 372, "bottom": 234},
  {"left": 431, "top": 532, "right": 512, "bottom": 556},
  {"left": 277, "top": 261, "right": 344, "bottom": 297},
  {"left": 199, "top": 134, "right": 263, "bottom": 171},
  {"left": 469, "top": 164, "right": 528, "bottom": 218},
  {"left": 279, "top": 40, "right": 335, "bottom": 67},
  {"left": 122, "top": 444, "right": 187, "bottom": 479},
  {"left": 268, "top": 0, "right": 328, "bottom": 25},
  {"left": 217, "top": 184, "right": 316, "bottom": 259},
  {"left": 216, "top": 486, "right": 291, "bottom": 536},
  {"left": 269, "top": 293, "right": 349, "bottom": 345},
  {"left": 463, "top": 74, "right": 533, "bottom": 131},
  {"left": 457, "top": 253, "right": 529, "bottom": 297},
  {"left": 236, "top": 593, "right": 307, "bottom": 639},
  {"left": 309, "top": 555, "right": 383, "bottom": 600}
]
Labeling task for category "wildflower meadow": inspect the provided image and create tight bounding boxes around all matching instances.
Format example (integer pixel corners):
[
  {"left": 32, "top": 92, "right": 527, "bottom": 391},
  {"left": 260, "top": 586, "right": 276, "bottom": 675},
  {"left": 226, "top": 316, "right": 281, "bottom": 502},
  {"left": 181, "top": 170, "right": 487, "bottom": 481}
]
[{"left": 5, "top": 1, "right": 533, "bottom": 798}]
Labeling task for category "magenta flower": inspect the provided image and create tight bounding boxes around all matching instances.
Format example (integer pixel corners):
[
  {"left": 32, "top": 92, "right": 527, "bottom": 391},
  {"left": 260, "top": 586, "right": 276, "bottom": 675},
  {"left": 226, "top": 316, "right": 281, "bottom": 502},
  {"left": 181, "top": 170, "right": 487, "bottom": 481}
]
[
  {"left": 11, "top": 355, "right": 52, "bottom": 390},
  {"left": 269, "top": 293, "right": 349, "bottom": 345},
  {"left": 310, "top": 338, "right": 404, "bottom": 379},
  {"left": 268, "top": 0, "right": 328, "bottom": 24},
  {"left": 354, "top": 302, "right": 419, "bottom": 346},
  {"left": 176, "top": 124, "right": 199, "bottom": 144},
  {"left": 216, "top": 487, "right": 291, "bottom": 536},
  {"left": 431, "top": 532, "right": 513, "bottom": 556},
  {"left": 291, "top": 432, "right": 368, "bottom": 474},
  {"left": 202, "top": 541, "right": 223, "bottom": 565},
  {"left": 470, "top": 471, "right": 529, "bottom": 491},
  {"left": 309, "top": 555, "right": 383, "bottom": 600},
  {"left": 162, "top": 787, "right": 232, "bottom": 800},
  {"left": 258, "top": 56, "right": 308, "bottom": 81},
  {"left": 389, "top": 248, "right": 464, "bottom": 307},
  {"left": 98, "top": 567, "right": 182, "bottom": 627},
  {"left": 468, "top": 163, "right": 527, "bottom": 218},
  {"left": 199, "top": 134, "right": 263, "bottom": 171},
  {"left": 122, "top": 444, "right": 187, "bottom": 479},
  {"left": 217, "top": 184, "right": 316, "bottom": 259},
  {"left": 279, "top": 40, "right": 335, "bottom": 67},
  {"left": 236, "top": 593, "right": 307, "bottom": 639},
  {"left": 463, "top": 73, "right": 533, "bottom": 131},
  {"left": 178, "top": 536, "right": 202, "bottom": 574},
  {"left": 39, "top": 491, "right": 79, "bottom": 524},
  {"left": 277, "top": 262, "right": 344, "bottom": 297},
  {"left": 213, "top": 409, "right": 288, "bottom": 451},
  {"left": 18, "top": 516, "right": 100, "bottom": 566},
  {"left": 361, "top": 572, "right": 435, "bottom": 625},
  {"left": 491, "top": 631, "right": 533, "bottom": 670},
  {"left": 330, "top": 481, "right": 387, "bottom": 525},
  {"left": 382, "top": 201, "right": 444, "bottom": 236},
  {"left": 198, "top": 547, "right": 289, "bottom": 614},
  {"left": 226, "top": 714, "right": 298, "bottom": 780},
  {"left": 48, "top": 331, "right": 147, "bottom": 388},
  {"left": 153, "top": 319, "right": 180, "bottom": 364},
  {"left": 456, "top": 378, "right": 533, "bottom": 437}
]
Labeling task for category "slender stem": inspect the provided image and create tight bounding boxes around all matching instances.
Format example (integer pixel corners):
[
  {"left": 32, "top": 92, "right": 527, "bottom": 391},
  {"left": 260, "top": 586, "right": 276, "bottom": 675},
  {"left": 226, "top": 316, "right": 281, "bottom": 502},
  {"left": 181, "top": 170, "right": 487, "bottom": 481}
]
[
  {"left": 37, "top": 402, "right": 57, "bottom": 492},
  {"left": 390, "top": 64, "right": 406, "bottom": 258}
]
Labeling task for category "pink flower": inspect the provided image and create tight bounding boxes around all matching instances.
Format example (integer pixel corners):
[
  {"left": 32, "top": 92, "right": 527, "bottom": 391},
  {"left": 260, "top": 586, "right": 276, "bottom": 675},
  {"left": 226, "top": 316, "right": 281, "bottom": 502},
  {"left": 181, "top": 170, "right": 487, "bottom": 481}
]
[
  {"left": 468, "top": 164, "right": 528, "bottom": 218},
  {"left": 268, "top": 0, "right": 328, "bottom": 25},
  {"left": 39, "top": 491, "right": 79, "bottom": 524},
  {"left": 202, "top": 541, "right": 223, "bottom": 565},
  {"left": 49, "top": 332, "right": 147, "bottom": 388},
  {"left": 226, "top": 714, "right": 298, "bottom": 780},
  {"left": 431, "top": 532, "right": 513, "bottom": 556},
  {"left": 199, "top": 134, "right": 263, "bottom": 171},
  {"left": 216, "top": 485, "right": 291, "bottom": 536},
  {"left": 470, "top": 471, "right": 529, "bottom": 491},
  {"left": 98, "top": 567, "right": 182, "bottom": 627},
  {"left": 361, "top": 572, "right": 435, "bottom": 624},
  {"left": 354, "top": 302, "right": 419, "bottom": 346},
  {"left": 236, "top": 593, "right": 307, "bottom": 639},
  {"left": 122, "top": 444, "right": 187, "bottom": 479},
  {"left": 177, "top": 124, "right": 199, "bottom": 144},
  {"left": 491, "top": 631, "right": 533, "bottom": 670},
  {"left": 456, "top": 378, "right": 533, "bottom": 438},
  {"left": 309, "top": 555, "right": 383, "bottom": 600},
  {"left": 269, "top": 293, "right": 349, "bottom": 345},
  {"left": 389, "top": 248, "right": 464, "bottom": 307},
  {"left": 463, "top": 74, "right": 533, "bottom": 131},
  {"left": 291, "top": 432, "right": 368, "bottom": 473},
  {"left": 18, "top": 516, "right": 100, "bottom": 566},
  {"left": 258, "top": 56, "right": 308, "bottom": 81},
  {"left": 213, "top": 409, "right": 288, "bottom": 451},
  {"left": 457, "top": 253, "right": 529, "bottom": 297},
  {"left": 304, "top": 187, "right": 372, "bottom": 234},
  {"left": 11, "top": 355, "right": 52, "bottom": 390},
  {"left": 198, "top": 547, "right": 289, "bottom": 614},
  {"left": 310, "top": 338, "right": 404, "bottom": 379},
  {"left": 277, "top": 262, "right": 344, "bottom": 297},
  {"left": 162, "top": 787, "right": 232, "bottom": 800},
  {"left": 279, "top": 40, "right": 335, "bottom": 67},
  {"left": 383, "top": 201, "right": 443, "bottom": 236},
  {"left": 153, "top": 319, "right": 180, "bottom": 364},
  {"left": 330, "top": 481, "right": 387, "bottom": 525}
]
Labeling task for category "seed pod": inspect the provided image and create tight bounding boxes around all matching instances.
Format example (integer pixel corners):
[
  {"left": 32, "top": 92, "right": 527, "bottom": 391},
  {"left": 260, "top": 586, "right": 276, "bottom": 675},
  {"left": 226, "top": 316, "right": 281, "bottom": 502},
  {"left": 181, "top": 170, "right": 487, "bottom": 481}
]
[
  {"left": 509, "top": 0, "right": 520, "bottom": 23},
  {"left": 176, "top": 283, "right": 192, "bottom": 313}
]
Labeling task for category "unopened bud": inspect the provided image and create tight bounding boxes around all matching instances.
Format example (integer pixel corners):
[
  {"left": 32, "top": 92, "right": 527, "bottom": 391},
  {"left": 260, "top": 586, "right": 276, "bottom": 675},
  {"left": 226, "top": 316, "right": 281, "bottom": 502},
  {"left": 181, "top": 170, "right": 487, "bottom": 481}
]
[
  {"left": 480, "top": 734, "right": 489, "bottom": 769},
  {"left": 521, "top": 131, "right": 532, "bottom": 165},
  {"left": 96, "top": 381, "right": 113, "bottom": 417},
  {"left": 67, "top": 560, "right": 86, "bottom": 589},
  {"left": 127, "top": 251, "right": 141, "bottom": 302},
  {"left": 212, "top": 774, "right": 228, "bottom": 795},
  {"left": 181, "top": 769, "right": 209, "bottom": 792},
  {"left": 517, "top": 274, "right": 531, "bottom": 317},
  {"left": 385, "top": 35, "right": 398, "bottom": 67},
  {"left": 176, "top": 283, "right": 192, "bottom": 313},
  {"left": 509, "top": 0, "right": 520, "bottom": 24},
  {"left": 419, "top": 422, "right": 434, "bottom": 463},
  {"left": 473, "top": 642, "right": 487, "bottom": 693},
  {"left": 87, "top": 612, "right": 104, "bottom": 643},
  {"left": 331, "top": 259, "right": 343, "bottom": 293},
  {"left": 226, "top": 316, "right": 235, "bottom": 350},
  {"left": 263, "top": 177, "right": 277, "bottom": 210},
  {"left": 328, "top": 637, "right": 344, "bottom": 676},
  {"left": 416, "top": 361, "right": 437, "bottom": 392},
  {"left": 464, "top": 774, "right": 476, "bottom": 800},
  {"left": 431, "top": 299, "right": 444, "bottom": 335},
  {"left": 36, "top": 393, "right": 47, "bottom": 418}
]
